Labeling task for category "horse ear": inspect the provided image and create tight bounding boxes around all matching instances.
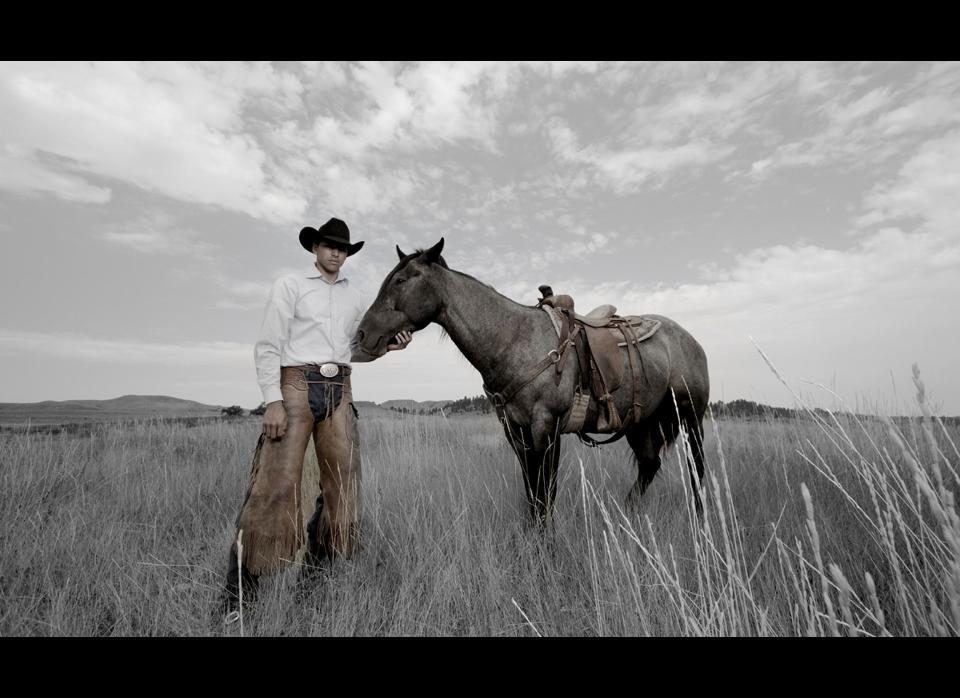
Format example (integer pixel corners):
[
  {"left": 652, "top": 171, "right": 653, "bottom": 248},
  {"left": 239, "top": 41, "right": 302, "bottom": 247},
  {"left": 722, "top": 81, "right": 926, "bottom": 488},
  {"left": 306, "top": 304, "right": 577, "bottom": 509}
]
[
  {"left": 396, "top": 244, "right": 407, "bottom": 260},
  {"left": 424, "top": 237, "right": 445, "bottom": 264}
]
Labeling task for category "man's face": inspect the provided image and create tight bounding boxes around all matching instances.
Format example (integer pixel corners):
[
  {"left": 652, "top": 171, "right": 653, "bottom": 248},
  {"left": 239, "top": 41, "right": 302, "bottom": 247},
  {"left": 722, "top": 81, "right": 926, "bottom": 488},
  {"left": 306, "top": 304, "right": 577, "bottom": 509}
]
[{"left": 314, "top": 240, "right": 348, "bottom": 275}]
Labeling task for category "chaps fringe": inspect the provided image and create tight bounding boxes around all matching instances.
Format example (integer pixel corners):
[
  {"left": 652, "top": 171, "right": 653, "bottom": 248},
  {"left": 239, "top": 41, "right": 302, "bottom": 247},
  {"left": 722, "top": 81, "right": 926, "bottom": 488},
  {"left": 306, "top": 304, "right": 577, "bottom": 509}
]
[
  {"left": 240, "top": 527, "right": 304, "bottom": 577},
  {"left": 236, "top": 433, "right": 305, "bottom": 576}
]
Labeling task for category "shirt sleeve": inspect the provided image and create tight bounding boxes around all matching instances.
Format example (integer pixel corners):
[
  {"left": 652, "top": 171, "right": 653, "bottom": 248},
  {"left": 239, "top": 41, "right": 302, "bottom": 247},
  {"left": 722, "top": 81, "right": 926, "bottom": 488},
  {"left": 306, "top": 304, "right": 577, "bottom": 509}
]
[
  {"left": 348, "top": 288, "right": 370, "bottom": 360},
  {"left": 254, "top": 277, "right": 295, "bottom": 404}
]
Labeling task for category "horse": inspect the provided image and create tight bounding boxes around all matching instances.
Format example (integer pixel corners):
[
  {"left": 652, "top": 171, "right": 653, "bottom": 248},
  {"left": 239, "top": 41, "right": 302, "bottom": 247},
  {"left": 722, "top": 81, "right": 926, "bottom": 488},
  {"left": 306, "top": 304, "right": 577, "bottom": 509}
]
[{"left": 352, "top": 238, "right": 710, "bottom": 522}]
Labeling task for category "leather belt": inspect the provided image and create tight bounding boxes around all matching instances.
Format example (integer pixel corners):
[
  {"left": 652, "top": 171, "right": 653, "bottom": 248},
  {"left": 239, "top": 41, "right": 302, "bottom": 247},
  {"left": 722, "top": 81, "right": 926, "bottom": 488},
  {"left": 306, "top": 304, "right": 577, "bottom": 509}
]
[{"left": 290, "top": 363, "right": 352, "bottom": 377}]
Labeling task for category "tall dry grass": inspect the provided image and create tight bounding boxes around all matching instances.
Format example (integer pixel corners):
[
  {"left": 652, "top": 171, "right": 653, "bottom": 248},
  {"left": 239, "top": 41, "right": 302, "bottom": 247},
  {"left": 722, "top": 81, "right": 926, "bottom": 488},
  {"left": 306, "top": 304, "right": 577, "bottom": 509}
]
[{"left": 0, "top": 371, "right": 957, "bottom": 635}]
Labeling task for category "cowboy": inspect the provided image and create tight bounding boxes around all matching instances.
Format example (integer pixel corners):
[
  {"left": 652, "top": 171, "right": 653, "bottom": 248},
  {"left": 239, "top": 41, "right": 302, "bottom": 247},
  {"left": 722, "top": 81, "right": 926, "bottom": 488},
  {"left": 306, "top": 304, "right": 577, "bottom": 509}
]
[{"left": 219, "top": 217, "right": 411, "bottom": 618}]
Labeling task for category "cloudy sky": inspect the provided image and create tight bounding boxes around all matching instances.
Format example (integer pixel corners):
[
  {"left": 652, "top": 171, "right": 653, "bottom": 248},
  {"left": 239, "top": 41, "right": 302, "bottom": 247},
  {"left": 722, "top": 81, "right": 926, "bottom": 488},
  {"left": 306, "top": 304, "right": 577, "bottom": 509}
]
[{"left": 2, "top": 61, "right": 958, "bottom": 414}]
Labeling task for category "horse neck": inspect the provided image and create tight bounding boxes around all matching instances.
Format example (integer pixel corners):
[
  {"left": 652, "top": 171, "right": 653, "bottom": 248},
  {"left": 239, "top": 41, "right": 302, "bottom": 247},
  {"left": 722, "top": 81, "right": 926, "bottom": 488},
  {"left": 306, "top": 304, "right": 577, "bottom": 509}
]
[{"left": 434, "top": 269, "right": 547, "bottom": 389}]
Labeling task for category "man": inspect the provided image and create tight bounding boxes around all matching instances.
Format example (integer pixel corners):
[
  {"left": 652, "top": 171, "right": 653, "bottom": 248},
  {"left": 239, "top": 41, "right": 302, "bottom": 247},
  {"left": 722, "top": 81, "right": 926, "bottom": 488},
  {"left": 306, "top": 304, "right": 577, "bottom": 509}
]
[{"left": 219, "top": 217, "right": 411, "bottom": 617}]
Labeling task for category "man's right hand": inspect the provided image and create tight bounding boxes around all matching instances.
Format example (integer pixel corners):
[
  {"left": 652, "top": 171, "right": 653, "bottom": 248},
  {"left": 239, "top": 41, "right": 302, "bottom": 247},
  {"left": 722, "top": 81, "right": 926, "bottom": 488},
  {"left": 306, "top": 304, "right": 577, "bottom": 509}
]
[{"left": 263, "top": 401, "right": 287, "bottom": 439}]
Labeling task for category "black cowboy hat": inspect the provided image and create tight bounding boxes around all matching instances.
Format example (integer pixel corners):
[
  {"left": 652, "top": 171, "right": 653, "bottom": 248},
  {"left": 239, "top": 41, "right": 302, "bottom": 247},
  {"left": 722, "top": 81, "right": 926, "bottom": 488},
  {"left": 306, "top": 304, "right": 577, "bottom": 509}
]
[{"left": 299, "top": 217, "right": 364, "bottom": 256}]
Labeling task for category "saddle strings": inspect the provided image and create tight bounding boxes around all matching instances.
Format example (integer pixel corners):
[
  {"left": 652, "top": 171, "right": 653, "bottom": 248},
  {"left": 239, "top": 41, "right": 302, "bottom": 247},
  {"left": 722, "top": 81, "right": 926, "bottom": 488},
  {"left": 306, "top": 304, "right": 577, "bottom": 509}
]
[{"left": 304, "top": 376, "right": 346, "bottom": 422}]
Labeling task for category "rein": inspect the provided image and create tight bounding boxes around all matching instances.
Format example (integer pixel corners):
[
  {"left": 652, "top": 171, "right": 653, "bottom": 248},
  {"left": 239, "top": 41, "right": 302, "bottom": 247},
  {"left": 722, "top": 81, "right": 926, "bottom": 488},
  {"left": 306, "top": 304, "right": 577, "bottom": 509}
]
[
  {"left": 483, "top": 302, "right": 583, "bottom": 414},
  {"left": 483, "top": 337, "right": 575, "bottom": 411}
]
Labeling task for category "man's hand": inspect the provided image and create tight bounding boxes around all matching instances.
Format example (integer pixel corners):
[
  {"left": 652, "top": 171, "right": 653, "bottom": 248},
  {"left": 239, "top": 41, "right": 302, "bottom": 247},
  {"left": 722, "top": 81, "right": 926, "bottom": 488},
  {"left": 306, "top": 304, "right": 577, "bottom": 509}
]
[
  {"left": 263, "top": 400, "right": 288, "bottom": 439},
  {"left": 387, "top": 330, "right": 413, "bottom": 351}
]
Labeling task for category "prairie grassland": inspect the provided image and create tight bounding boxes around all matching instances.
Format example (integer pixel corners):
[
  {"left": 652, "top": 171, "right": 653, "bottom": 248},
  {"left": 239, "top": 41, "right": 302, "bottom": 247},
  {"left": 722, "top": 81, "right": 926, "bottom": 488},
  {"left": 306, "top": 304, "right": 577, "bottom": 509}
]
[{"left": 1, "top": 388, "right": 958, "bottom": 636}]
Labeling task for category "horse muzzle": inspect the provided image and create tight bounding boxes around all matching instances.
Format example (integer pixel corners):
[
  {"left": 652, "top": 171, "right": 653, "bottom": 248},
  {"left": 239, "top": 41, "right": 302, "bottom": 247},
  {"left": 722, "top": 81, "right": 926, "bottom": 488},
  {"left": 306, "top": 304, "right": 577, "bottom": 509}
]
[
  {"left": 351, "top": 328, "right": 391, "bottom": 361},
  {"left": 350, "top": 346, "right": 379, "bottom": 363}
]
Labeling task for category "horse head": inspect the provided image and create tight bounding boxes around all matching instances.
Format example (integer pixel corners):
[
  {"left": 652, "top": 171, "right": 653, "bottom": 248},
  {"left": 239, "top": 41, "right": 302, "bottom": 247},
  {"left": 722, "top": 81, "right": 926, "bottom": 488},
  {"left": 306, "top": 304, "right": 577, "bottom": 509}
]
[{"left": 352, "top": 238, "right": 446, "bottom": 361}]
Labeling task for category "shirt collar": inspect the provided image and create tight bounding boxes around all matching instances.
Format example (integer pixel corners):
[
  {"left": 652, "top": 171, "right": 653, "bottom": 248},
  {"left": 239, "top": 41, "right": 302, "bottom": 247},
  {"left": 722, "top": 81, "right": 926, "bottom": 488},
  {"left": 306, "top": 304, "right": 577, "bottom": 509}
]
[{"left": 307, "top": 263, "right": 349, "bottom": 284}]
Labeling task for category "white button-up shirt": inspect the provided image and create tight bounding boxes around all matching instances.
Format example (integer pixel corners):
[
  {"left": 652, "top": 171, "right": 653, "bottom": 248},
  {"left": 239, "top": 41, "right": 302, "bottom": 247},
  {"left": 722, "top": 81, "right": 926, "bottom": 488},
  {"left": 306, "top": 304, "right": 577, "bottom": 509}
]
[{"left": 254, "top": 264, "right": 369, "bottom": 404}]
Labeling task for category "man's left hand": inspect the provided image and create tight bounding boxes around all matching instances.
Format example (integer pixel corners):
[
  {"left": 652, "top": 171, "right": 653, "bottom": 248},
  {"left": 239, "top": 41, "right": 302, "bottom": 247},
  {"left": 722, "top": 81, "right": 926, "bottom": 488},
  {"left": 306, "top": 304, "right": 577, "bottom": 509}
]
[{"left": 387, "top": 330, "right": 413, "bottom": 351}]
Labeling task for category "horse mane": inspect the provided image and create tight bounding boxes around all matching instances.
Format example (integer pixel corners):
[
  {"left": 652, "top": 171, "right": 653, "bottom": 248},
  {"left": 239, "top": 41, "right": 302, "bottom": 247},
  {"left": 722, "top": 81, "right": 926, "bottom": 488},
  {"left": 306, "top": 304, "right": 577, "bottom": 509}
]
[
  {"left": 446, "top": 267, "right": 531, "bottom": 311},
  {"left": 382, "top": 247, "right": 533, "bottom": 342}
]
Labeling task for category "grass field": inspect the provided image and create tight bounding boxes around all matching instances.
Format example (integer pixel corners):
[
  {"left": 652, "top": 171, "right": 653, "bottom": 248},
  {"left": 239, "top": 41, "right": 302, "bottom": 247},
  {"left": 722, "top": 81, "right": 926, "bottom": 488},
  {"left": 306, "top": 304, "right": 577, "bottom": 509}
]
[{"left": 1, "top": 383, "right": 958, "bottom": 636}]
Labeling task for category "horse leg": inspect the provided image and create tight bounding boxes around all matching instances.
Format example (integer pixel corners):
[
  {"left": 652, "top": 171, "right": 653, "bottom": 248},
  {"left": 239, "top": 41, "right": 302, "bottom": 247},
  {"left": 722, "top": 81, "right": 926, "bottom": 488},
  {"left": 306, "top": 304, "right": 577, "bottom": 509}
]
[
  {"left": 500, "top": 417, "right": 561, "bottom": 525},
  {"left": 625, "top": 424, "right": 665, "bottom": 508},
  {"left": 528, "top": 428, "right": 562, "bottom": 525},
  {"left": 667, "top": 390, "right": 706, "bottom": 516},
  {"left": 523, "top": 449, "right": 561, "bottom": 525},
  {"left": 499, "top": 419, "right": 536, "bottom": 519},
  {"left": 681, "top": 406, "right": 706, "bottom": 517},
  {"left": 527, "top": 413, "right": 564, "bottom": 525}
]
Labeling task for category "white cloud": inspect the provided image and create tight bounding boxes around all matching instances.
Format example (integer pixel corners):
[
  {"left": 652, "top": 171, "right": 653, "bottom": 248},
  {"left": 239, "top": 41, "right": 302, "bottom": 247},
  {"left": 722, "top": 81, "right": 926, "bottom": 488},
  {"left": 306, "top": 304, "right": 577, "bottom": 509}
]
[
  {"left": 742, "top": 63, "right": 960, "bottom": 181},
  {"left": 546, "top": 114, "right": 734, "bottom": 191},
  {"left": 568, "top": 221, "right": 957, "bottom": 327},
  {"left": 320, "top": 164, "right": 422, "bottom": 218},
  {"left": 4, "top": 61, "right": 956, "bottom": 226},
  {"left": 0, "top": 145, "right": 111, "bottom": 203},
  {"left": 593, "top": 142, "right": 735, "bottom": 190},
  {"left": 98, "top": 211, "right": 217, "bottom": 256},
  {"left": 525, "top": 231, "right": 620, "bottom": 273},
  {"left": 635, "top": 62, "right": 783, "bottom": 137},
  {"left": 545, "top": 117, "right": 585, "bottom": 162},
  {"left": 319, "top": 61, "right": 416, "bottom": 157},
  {"left": 858, "top": 129, "right": 960, "bottom": 237},
  {"left": 876, "top": 95, "right": 960, "bottom": 136},
  {"left": 539, "top": 63, "right": 803, "bottom": 191},
  {"left": 306, "top": 61, "right": 515, "bottom": 162},
  {"left": 298, "top": 61, "right": 349, "bottom": 89},
  {"left": 0, "top": 61, "right": 307, "bottom": 223},
  {"left": 826, "top": 87, "right": 893, "bottom": 127},
  {"left": 395, "top": 62, "right": 506, "bottom": 150}
]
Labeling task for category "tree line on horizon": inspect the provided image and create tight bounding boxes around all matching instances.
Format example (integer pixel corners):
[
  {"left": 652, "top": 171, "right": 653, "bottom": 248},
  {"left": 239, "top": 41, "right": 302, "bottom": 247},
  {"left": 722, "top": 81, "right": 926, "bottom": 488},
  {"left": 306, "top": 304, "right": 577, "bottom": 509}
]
[
  {"left": 391, "top": 397, "right": 828, "bottom": 419},
  {"left": 228, "top": 397, "right": 958, "bottom": 425}
]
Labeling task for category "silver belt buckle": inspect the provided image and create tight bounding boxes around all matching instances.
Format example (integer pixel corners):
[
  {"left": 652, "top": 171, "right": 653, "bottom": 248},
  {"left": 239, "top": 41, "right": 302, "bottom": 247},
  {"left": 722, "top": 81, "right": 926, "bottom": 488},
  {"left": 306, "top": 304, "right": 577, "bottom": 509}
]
[{"left": 319, "top": 362, "right": 339, "bottom": 378}]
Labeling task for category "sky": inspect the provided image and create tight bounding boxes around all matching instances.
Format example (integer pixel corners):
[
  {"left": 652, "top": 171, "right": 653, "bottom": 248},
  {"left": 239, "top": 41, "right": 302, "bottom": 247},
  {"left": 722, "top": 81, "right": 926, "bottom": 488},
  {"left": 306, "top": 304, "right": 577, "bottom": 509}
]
[{"left": 1, "top": 61, "right": 958, "bottom": 415}]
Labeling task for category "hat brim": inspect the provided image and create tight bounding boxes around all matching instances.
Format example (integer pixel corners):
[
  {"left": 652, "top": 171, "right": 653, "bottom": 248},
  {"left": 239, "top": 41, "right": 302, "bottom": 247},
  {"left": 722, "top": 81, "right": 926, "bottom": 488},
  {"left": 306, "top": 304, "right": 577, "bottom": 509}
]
[{"left": 299, "top": 227, "right": 364, "bottom": 256}]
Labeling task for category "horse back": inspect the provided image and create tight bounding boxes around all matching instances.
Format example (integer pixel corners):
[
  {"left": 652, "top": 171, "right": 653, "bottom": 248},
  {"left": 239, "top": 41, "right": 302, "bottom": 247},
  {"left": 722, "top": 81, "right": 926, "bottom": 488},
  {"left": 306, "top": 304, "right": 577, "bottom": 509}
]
[{"left": 611, "top": 314, "right": 709, "bottom": 420}]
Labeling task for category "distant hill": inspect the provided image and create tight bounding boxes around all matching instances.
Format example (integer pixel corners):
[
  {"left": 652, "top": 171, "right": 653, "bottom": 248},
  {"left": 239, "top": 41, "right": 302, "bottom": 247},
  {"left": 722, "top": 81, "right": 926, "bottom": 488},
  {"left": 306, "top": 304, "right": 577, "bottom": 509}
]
[
  {"left": 352, "top": 401, "right": 401, "bottom": 418},
  {"left": 0, "top": 395, "right": 223, "bottom": 425},
  {"left": 378, "top": 395, "right": 494, "bottom": 416},
  {"left": 0, "top": 395, "right": 462, "bottom": 426},
  {"left": 380, "top": 399, "right": 453, "bottom": 413},
  {"left": 707, "top": 399, "right": 960, "bottom": 426}
]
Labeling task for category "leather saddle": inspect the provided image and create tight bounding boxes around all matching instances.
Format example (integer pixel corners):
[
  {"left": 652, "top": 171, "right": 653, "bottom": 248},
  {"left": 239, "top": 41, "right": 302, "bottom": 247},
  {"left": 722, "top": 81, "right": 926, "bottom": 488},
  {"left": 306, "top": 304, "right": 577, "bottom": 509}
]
[{"left": 537, "top": 285, "right": 660, "bottom": 434}]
